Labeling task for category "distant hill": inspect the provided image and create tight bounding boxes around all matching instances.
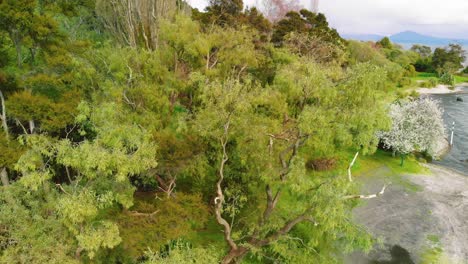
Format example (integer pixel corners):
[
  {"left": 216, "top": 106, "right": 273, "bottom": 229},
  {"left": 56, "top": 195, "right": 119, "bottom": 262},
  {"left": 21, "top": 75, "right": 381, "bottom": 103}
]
[
  {"left": 342, "top": 33, "right": 383, "bottom": 42},
  {"left": 344, "top": 31, "right": 468, "bottom": 46}
]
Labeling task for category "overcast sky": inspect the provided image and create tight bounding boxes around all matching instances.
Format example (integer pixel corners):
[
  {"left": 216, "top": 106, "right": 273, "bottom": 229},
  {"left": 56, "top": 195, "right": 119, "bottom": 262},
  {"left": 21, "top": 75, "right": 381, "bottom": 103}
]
[{"left": 188, "top": 0, "right": 468, "bottom": 39}]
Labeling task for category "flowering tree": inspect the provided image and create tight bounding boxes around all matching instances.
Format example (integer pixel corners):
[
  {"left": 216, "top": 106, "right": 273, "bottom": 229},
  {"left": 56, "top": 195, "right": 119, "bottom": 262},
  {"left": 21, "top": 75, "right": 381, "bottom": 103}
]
[{"left": 379, "top": 98, "right": 445, "bottom": 166}]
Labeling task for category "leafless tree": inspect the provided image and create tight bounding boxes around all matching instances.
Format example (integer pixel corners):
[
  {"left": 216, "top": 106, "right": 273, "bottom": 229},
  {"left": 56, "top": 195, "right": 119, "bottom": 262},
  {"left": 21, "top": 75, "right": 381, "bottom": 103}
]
[
  {"left": 96, "top": 0, "right": 188, "bottom": 50},
  {"left": 261, "top": 0, "right": 303, "bottom": 21}
]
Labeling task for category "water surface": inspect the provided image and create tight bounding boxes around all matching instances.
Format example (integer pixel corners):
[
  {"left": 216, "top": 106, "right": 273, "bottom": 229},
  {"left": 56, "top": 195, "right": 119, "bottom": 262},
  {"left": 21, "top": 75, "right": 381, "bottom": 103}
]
[{"left": 431, "top": 88, "right": 468, "bottom": 175}]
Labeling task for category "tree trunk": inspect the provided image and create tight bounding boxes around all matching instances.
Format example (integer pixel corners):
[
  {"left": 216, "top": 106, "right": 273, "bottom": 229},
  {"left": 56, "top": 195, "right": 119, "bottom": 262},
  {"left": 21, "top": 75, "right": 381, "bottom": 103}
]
[
  {"left": 13, "top": 36, "right": 22, "bottom": 68},
  {"left": 0, "top": 89, "right": 8, "bottom": 137},
  {"left": 222, "top": 247, "right": 249, "bottom": 264},
  {"left": 1, "top": 167, "right": 9, "bottom": 186},
  {"left": 400, "top": 154, "right": 405, "bottom": 167},
  {"left": 29, "top": 119, "right": 35, "bottom": 134}
]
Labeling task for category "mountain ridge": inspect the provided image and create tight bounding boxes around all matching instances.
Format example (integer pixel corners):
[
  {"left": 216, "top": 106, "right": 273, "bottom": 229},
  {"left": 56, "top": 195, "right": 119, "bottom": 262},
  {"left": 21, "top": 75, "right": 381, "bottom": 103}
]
[{"left": 343, "top": 31, "right": 468, "bottom": 46}]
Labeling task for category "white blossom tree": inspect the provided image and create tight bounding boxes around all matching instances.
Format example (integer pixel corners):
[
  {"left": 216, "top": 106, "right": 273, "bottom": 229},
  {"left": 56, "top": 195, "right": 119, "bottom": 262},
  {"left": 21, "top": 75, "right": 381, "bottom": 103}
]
[{"left": 379, "top": 98, "right": 445, "bottom": 166}]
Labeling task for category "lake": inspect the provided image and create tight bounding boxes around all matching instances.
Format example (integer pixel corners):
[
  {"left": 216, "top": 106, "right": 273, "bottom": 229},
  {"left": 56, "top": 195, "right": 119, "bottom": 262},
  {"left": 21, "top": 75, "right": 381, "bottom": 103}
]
[{"left": 432, "top": 87, "right": 468, "bottom": 175}]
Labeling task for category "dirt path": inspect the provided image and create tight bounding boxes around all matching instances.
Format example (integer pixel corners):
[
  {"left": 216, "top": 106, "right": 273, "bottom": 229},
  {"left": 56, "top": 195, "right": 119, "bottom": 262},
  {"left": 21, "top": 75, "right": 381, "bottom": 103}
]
[{"left": 346, "top": 165, "right": 468, "bottom": 264}]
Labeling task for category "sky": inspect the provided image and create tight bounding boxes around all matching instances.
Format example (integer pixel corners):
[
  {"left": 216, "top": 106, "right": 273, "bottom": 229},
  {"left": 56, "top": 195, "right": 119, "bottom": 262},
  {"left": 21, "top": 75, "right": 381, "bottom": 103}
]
[{"left": 188, "top": 0, "right": 468, "bottom": 39}]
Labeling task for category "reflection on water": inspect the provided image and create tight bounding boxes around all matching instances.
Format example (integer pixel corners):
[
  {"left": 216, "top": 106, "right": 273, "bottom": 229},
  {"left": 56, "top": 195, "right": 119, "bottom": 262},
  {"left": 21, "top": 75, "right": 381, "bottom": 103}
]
[{"left": 430, "top": 89, "right": 468, "bottom": 175}]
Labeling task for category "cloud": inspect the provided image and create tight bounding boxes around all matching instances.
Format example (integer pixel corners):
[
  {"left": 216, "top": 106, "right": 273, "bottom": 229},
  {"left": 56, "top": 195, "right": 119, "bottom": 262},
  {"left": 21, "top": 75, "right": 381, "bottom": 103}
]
[{"left": 188, "top": 0, "right": 468, "bottom": 38}]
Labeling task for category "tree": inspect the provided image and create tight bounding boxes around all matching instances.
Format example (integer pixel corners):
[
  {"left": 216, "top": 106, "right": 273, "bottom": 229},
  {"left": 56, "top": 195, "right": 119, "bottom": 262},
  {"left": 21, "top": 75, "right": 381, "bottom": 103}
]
[
  {"left": 192, "top": 59, "right": 390, "bottom": 263},
  {"left": 411, "top": 44, "right": 432, "bottom": 58},
  {"left": 379, "top": 98, "right": 445, "bottom": 166},
  {"left": 5, "top": 102, "right": 158, "bottom": 260},
  {"left": 432, "top": 44, "right": 466, "bottom": 74},
  {"left": 261, "top": 0, "right": 302, "bottom": 22},
  {"left": 377, "top": 36, "right": 393, "bottom": 49},
  {"left": 284, "top": 32, "right": 346, "bottom": 64},
  {"left": 272, "top": 9, "right": 345, "bottom": 48},
  {"left": 0, "top": 0, "right": 35, "bottom": 67},
  {"left": 95, "top": 0, "right": 183, "bottom": 50}
]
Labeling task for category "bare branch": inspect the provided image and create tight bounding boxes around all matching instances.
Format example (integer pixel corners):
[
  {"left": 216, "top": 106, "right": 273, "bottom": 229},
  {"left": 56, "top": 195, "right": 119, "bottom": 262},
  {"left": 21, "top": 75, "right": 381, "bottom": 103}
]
[
  {"left": 343, "top": 184, "right": 390, "bottom": 200},
  {"left": 55, "top": 184, "right": 71, "bottom": 195},
  {"left": 0, "top": 90, "right": 8, "bottom": 138},
  {"left": 214, "top": 114, "right": 239, "bottom": 251},
  {"left": 15, "top": 119, "right": 28, "bottom": 135},
  {"left": 348, "top": 151, "right": 359, "bottom": 182},
  {"left": 128, "top": 210, "right": 159, "bottom": 217}
]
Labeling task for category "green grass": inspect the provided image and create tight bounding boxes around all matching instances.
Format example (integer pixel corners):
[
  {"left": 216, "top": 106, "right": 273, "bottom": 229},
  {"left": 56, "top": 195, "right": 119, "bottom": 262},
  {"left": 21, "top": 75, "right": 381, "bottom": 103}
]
[
  {"left": 349, "top": 149, "right": 428, "bottom": 192},
  {"left": 411, "top": 72, "right": 437, "bottom": 81},
  {"left": 411, "top": 72, "right": 468, "bottom": 85},
  {"left": 426, "top": 234, "right": 440, "bottom": 243},
  {"left": 352, "top": 149, "right": 428, "bottom": 176},
  {"left": 454, "top": 74, "right": 468, "bottom": 84}
]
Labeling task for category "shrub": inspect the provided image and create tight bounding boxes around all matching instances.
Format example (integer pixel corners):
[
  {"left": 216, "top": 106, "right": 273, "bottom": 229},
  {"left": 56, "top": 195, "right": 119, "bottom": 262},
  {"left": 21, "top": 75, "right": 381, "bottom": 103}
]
[
  {"left": 439, "top": 73, "right": 455, "bottom": 85},
  {"left": 398, "top": 77, "right": 412, "bottom": 87},
  {"left": 404, "top": 64, "right": 417, "bottom": 77},
  {"left": 419, "top": 77, "right": 438, "bottom": 88}
]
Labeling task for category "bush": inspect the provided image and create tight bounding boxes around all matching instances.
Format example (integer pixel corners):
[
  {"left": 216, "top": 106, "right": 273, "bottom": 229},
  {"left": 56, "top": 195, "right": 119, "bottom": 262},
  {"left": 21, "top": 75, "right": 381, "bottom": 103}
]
[
  {"left": 419, "top": 77, "right": 438, "bottom": 88},
  {"left": 439, "top": 73, "right": 455, "bottom": 85},
  {"left": 404, "top": 64, "right": 417, "bottom": 77},
  {"left": 398, "top": 77, "right": 412, "bottom": 87}
]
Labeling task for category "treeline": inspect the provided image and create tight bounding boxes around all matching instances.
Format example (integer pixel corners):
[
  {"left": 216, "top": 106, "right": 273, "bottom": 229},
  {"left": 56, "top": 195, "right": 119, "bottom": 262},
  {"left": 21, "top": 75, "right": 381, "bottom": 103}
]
[
  {"left": 352, "top": 36, "right": 467, "bottom": 87},
  {"left": 0, "top": 1, "right": 431, "bottom": 263}
]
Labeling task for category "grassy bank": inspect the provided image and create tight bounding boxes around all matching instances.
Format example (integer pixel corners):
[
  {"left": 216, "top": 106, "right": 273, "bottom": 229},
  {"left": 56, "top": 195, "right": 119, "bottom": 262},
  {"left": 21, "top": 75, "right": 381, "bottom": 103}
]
[{"left": 411, "top": 72, "right": 468, "bottom": 85}]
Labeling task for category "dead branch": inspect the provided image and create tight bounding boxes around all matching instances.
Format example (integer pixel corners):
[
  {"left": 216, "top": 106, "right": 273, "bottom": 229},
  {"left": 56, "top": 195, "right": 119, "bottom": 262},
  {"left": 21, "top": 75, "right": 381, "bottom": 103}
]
[
  {"left": 156, "top": 174, "right": 176, "bottom": 198},
  {"left": 0, "top": 90, "right": 8, "bottom": 137},
  {"left": 128, "top": 210, "right": 160, "bottom": 217},
  {"left": 15, "top": 119, "right": 28, "bottom": 135},
  {"left": 343, "top": 184, "right": 390, "bottom": 199},
  {"left": 55, "top": 184, "right": 71, "bottom": 195},
  {"left": 348, "top": 151, "right": 359, "bottom": 182}
]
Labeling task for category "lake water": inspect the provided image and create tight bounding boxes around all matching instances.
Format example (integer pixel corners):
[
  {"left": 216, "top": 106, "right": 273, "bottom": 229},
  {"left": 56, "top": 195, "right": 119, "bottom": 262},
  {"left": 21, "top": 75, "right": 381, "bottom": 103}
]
[{"left": 431, "top": 88, "right": 468, "bottom": 175}]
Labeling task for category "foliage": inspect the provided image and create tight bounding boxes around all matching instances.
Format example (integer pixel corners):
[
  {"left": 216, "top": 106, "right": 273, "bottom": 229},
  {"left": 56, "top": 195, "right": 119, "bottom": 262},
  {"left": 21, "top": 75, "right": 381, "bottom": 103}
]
[
  {"left": 419, "top": 77, "right": 438, "bottom": 88},
  {"left": 379, "top": 98, "right": 445, "bottom": 161},
  {"left": 272, "top": 9, "right": 345, "bottom": 49},
  {"left": 439, "top": 72, "right": 455, "bottom": 85},
  {"left": 432, "top": 44, "right": 466, "bottom": 74},
  {"left": 377, "top": 37, "right": 393, "bottom": 49},
  {"left": 116, "top": 193, "right": 210, "bottom": 259},
  {"left": 143, "top": 240, "right": 220, "bottom": 264},
  {"left": 0, "top": 1, "right": 433, "bottom": 263}
]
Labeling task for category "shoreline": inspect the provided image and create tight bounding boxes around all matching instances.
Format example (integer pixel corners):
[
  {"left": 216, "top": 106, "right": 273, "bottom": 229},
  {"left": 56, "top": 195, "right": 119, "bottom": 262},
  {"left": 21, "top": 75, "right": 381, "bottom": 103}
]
[
  {"left": 348, "top": 163, "right": 468, "bottom": 264},
  {"left": 416, "top": 83, "right": 468, "bottom": 95}
]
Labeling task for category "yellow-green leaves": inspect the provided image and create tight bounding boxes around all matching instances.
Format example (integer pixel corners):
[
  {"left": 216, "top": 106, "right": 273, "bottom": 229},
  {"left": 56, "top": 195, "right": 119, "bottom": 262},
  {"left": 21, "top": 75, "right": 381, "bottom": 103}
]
[
  {"left": 76, "top": 221, "right": 122, "bottom": 259},
  {"left": 15, "top": 134, "right": 55, "bottom": 191},
  {"left": 58, "top": 190, "right": 98, "bottom": 228}
]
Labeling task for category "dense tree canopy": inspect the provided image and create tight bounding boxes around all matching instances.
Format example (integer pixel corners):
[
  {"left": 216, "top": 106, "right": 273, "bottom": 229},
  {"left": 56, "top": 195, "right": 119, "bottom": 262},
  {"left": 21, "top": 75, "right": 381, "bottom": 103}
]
[{"left": 0, "top": 0, "right": 443, "bottom": 263}]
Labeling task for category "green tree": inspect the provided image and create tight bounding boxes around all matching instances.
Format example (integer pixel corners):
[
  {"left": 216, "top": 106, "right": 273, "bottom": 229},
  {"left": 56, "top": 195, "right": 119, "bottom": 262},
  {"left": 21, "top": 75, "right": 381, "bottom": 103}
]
[
  {"left": 411, "top": 44, "right": 432, "bottom": 58},
  {"left": 432, "top": 44, "right": 466, "bottom": 74},
  {"left": 272, "top": 9, "right": 345, "bottom": 48},
  {"left": 377, "top": 36, "right": 393, "bottom": 49},
  {"left": 192, "top": 59, "right": 389, "bottom": 263}
]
